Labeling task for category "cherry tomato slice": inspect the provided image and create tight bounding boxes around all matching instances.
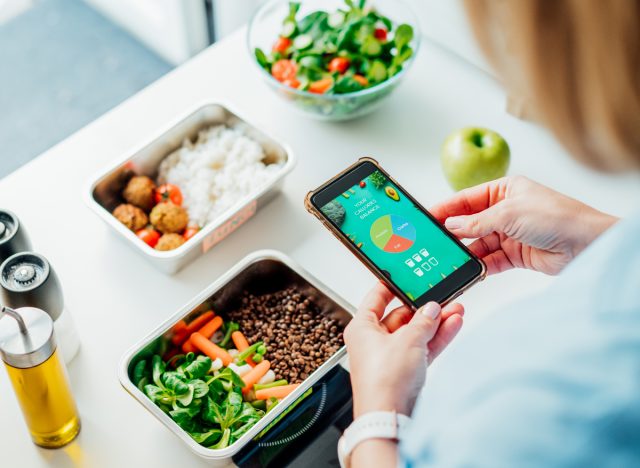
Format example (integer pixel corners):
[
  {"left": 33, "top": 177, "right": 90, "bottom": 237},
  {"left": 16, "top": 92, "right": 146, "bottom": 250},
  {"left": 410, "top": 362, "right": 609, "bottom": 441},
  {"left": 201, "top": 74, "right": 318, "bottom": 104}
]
[
  {"left": 272, "top": 37, "right": 292, "bottom": 54},
  {"left": 328, "top": 57, "right": 350, "bottom": 74},
  {"left": 308, "top": 77, "right": 333, "bottom": 94},
  {"left": 183, "top": 226, "right": 200, "bottom": 241},
  {"left": 374, "top": 28, "right": 388, "bottom": 41},
  {"left": 282, "top": 78, "right": 301, "bottom": 89},
  {"left": 271, "top": 59, "right": 298, "bottom": 82},
  {"left": 136, "top": 228, "right": 161, "bottom": 248},
  {"left": 353, "top": 74, "right": 369, "bottom": 87},
  {"left": 155, "top": 184, "right": 183, "bottom": 205}
]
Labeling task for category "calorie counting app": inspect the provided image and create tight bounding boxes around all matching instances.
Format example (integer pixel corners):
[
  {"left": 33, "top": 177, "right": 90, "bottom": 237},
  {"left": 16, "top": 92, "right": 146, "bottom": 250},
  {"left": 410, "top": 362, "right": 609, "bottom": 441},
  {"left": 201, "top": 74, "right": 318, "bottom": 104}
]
[{"left": 321, "top": 170, "right": 471, "bottom": 301}]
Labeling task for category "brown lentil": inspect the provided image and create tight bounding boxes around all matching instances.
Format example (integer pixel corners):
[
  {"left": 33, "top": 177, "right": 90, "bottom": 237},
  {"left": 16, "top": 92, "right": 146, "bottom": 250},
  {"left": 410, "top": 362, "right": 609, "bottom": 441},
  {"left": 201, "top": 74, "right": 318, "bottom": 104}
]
[{"left": 226, "top": 287, "right": 344, "bottom": 384}]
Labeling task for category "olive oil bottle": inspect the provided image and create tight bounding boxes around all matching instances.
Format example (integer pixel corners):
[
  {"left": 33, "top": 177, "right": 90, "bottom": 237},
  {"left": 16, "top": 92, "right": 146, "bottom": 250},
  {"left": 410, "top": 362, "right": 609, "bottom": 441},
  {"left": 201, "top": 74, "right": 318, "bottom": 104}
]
[{"left": 0, "top": 305, "right": 80, "bottom": 448}]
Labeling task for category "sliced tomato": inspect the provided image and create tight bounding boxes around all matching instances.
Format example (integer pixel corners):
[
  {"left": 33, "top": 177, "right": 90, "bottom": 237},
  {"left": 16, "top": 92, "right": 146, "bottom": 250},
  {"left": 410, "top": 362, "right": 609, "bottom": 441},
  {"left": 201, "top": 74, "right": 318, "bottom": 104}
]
[
  {"left": 282, "top": 78, "right": 301, "bottom": 89},
  {"left": 328, "top": 57, "right": 350, "bottom": 74},
  {"left": 183, "top": 226, "right": 200, "bottom": 241},
  {"left": 271, "top": 59, "right": 298, "bottom": 82},
  {"left": 155, "top": 184, "right": 183, "bottom": 205},
  {"left": 272, "top": 37, "right": 292, "bottom": 54},
  {"left": 308, "top": 77, "right": 333, "bottom": 94},
  {"left": 136, "top": 228, "right": 161, "bottom": 248},
  {"left": 374, "top": 28, "right": 388, "bottom": 41},
  {"left": 353, "top": 74, "right": 369, "bottom": 87}
]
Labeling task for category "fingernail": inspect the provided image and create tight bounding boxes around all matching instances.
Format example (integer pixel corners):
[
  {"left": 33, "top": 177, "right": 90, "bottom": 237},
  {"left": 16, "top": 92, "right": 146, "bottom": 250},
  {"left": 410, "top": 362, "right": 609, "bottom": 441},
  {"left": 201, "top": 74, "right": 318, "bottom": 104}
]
[
  {"left": 445, "top": 217, "right": 463, "bottom": 229},
  {"left": 420, "top": 302, "right": 441, "bottom": 319}
]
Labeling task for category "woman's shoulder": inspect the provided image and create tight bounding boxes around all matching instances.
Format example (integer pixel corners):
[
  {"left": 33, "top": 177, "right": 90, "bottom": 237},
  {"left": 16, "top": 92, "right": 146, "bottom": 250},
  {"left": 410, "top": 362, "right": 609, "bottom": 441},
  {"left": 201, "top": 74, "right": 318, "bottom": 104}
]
[{"left": 400, "top": 213, "right": 640, "bottom": 467}]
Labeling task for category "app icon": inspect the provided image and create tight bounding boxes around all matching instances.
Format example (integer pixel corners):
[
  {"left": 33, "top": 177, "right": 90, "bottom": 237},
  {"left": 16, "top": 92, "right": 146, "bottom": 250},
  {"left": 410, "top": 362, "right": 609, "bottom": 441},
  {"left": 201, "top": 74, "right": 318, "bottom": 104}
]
[
  {"left": 421, "top": 263, "right": 432, "bottom": 272},
  {"left": 404, "top": 259, "right": 415, "bottom": 268},
  {"left": 429, "top": 257, "right": 439, "bottom": 266},
  {"left": 419, "top": 248, "right": 429, "bottom": 257},
  {"left": 412, "top": 253, "right": 422, "bottom": 262},
  {"left": 413, "top": 268, "right": 424, "bottom": 277}
]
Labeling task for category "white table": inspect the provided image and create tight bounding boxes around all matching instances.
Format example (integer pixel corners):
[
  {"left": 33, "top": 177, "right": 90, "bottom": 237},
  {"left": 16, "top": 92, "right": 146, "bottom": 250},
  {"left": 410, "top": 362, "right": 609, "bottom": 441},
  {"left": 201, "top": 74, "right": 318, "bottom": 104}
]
[{"left": 1, "top": 28, "right": 639, "bottom": 468}]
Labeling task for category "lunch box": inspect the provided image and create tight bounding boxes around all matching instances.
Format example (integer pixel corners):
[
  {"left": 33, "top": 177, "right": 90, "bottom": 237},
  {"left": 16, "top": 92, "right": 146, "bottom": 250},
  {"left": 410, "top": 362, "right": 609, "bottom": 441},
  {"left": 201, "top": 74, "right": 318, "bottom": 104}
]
[
  {"left": 118, "top": 250, "right": 354, "bottom": 465},
  {"left": 85, "top": 103, "right": 296, "bottom": 274}
]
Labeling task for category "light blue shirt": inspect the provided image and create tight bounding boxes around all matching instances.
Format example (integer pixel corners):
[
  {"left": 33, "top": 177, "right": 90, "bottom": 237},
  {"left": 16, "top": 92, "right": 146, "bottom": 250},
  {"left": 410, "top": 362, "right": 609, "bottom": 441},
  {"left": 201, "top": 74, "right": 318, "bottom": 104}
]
[{"left": 401, "top": 213, "right": 640, "bottom": 467}]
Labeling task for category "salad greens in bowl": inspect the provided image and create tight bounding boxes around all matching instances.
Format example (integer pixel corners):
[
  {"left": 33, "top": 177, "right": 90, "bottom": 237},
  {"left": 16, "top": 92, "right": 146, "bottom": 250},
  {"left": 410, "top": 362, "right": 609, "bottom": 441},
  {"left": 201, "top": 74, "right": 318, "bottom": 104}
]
[{"left": 248, "top": 0, "right": 420, "bottom": 121}]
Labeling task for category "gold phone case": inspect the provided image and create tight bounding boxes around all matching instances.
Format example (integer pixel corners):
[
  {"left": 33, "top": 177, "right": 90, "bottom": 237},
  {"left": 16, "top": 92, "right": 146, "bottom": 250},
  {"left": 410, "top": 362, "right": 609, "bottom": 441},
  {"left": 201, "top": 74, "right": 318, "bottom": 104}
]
[{"left": 305, "top": 157, "right": 487, "bottom": 310}]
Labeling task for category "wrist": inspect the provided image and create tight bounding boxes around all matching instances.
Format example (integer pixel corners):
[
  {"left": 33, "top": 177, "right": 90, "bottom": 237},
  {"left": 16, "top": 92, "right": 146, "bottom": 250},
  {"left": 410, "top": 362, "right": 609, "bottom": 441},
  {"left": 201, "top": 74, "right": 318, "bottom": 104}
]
[
  {"left": 572, "top": 207, "right": 618, "bottom": 256},
  {"left": 353, "top": 392, "right": 412, "bottom": 418}
]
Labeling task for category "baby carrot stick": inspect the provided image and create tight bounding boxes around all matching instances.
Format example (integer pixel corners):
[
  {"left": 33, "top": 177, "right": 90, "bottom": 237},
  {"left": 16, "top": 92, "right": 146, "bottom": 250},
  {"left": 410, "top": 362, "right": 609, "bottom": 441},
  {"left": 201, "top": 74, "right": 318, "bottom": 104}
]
[
  {"left": 182, "top": 316, "right": 223, "bottom": 353},
  {"left": 232, "top": 331, "right": 250, "bottom": 351},
  {"left": 170, "top": 320, "right": 188, "bottom": 345},
  {"left": 199, "top": 316, "right": 223, "bottom": 338},
  {"left": 185, "top": 311, "right": 215, "bottom": 335},
  {"left": 231, "top": 331, "right": 256, "bottom": 367},
  {"left": 255, "top": 384, "right": 300, "bottom": 400},
  {"left": 191, "top": 332, "right": 232, "bottom": 366},
  {"left": 172, "top": 312, "right": 214, "bottom": 346},
  {"left": 241, "top": 360, "right": 271, "bottom": 394}
]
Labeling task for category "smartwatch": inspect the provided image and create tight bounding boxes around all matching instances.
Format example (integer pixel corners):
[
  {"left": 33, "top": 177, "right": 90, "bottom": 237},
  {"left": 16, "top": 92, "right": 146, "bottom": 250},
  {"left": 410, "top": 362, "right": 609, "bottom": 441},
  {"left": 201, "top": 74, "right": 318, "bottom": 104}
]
[{"left": 337, "top": 411, "right": 411, "bottom": 468}]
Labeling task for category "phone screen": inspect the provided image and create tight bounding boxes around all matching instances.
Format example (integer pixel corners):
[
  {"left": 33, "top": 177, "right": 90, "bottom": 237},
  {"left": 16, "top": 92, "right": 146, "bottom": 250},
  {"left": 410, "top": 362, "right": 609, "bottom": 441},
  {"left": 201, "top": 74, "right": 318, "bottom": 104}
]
[{"left": 311, "top": 161, "right": 483, "bottom": 306}]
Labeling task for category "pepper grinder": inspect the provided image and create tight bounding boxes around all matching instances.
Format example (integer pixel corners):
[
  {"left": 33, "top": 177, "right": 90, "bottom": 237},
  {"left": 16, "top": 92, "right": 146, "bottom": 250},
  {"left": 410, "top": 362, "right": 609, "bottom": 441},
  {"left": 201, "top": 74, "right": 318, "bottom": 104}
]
[{"left": 0, "top": 252, "right": 80, "bottom": 364}]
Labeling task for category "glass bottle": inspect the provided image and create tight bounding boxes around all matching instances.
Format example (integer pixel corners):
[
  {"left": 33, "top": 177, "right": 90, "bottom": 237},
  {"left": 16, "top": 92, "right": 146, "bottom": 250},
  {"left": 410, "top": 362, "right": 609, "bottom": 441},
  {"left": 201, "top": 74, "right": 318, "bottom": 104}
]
[{"left": 0, "top": 305, "right": 80, "bottom": 448}]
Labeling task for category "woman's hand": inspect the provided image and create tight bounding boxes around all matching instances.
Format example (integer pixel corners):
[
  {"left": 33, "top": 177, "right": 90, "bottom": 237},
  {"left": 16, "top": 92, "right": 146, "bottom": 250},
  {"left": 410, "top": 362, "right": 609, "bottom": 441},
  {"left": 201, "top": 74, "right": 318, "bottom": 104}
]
[
  {"left": 430, "top": 176, "right": 618, "bottom": 275},
  {"left": 345, "top": 282, "right": 464, "bottom": 418}
]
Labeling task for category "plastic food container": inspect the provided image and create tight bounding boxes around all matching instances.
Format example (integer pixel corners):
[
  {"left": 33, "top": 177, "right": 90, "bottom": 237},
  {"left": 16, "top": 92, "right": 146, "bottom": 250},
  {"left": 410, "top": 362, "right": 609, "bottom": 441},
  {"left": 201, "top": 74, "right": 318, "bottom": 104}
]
[
  {"left": 118, "top": 250, "right": 354, "bottom": 465},
  {"left": 85, "top": 103, "right": 296, "bottom": 274}
]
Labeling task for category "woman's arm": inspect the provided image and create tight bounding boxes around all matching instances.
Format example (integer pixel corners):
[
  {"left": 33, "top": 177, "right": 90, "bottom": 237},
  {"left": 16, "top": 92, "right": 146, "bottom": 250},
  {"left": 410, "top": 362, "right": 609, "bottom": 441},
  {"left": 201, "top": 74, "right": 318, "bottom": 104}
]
[{"left": 343, "top": 283, "right": 465, "bottom": 468}]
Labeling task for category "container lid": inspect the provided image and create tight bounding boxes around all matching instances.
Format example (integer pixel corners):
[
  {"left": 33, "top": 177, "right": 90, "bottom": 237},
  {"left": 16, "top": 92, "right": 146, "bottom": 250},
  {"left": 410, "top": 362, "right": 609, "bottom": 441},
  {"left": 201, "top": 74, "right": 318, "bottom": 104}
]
[{"left": 0, "top": 306, "right": 55, "bottom": 368}]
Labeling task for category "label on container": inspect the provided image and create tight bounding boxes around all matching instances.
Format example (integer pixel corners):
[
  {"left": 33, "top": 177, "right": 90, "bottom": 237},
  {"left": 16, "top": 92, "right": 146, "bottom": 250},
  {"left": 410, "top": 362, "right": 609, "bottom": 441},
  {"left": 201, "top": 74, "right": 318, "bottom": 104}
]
[{"left": 202, "top": 200, "right": 258, "bottom": 253}]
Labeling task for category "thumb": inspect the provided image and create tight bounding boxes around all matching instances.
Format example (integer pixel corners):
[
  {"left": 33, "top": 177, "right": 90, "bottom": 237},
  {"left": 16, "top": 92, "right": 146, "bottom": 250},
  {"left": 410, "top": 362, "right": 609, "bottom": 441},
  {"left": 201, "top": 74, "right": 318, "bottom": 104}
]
[
  {"left": 444, "top": 203, "right": 507, "bottom": 238},
  {"left": 406, "top": 302, "right": 442, "bottom": 348}
]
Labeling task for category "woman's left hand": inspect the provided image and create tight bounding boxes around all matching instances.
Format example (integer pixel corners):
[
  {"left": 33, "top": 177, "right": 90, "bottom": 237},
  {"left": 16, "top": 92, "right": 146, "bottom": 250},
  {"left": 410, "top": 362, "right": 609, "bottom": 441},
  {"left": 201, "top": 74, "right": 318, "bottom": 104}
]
[{"left": 345, "top": 282, "right": 465, "bottom": 417}]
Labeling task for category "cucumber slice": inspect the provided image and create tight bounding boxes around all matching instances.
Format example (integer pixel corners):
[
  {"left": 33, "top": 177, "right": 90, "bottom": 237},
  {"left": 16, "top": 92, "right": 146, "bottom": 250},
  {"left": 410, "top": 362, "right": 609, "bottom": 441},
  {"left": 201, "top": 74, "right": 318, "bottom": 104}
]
[
  {"left": 368, "top": 60, "right": 387, "bottom": 82},
  {"left": 328, "top": 11, "right": 345, "bottom": 28},
  {"left": 361, "top": 37, "right": 382, "bottom": 56},
  {"left": 293, "top": 34, "right": 313, "bottom": 50},
  {"left": 281, "top": 20, "right": 296, "bottom": 38}
]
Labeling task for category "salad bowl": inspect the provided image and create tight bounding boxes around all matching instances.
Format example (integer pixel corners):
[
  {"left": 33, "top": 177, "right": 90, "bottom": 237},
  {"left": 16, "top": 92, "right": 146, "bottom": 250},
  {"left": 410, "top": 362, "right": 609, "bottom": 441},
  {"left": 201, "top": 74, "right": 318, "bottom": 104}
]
[{"left": 248, "top": 0, "right": 421, "bottom": 121}]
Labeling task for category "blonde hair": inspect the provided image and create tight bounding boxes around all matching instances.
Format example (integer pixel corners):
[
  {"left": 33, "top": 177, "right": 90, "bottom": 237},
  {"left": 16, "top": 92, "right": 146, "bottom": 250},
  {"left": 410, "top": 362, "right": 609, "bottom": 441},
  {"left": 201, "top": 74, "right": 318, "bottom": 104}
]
[{"left": 464, "top": 0, "right": 640, "bottom": 171}]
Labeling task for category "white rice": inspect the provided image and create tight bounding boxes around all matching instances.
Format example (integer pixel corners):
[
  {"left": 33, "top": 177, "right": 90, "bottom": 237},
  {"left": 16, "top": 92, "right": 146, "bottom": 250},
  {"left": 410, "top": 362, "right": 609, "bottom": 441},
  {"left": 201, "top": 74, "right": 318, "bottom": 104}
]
[{"left": 157, "top": 125, "right": 283, "bottom": 227}]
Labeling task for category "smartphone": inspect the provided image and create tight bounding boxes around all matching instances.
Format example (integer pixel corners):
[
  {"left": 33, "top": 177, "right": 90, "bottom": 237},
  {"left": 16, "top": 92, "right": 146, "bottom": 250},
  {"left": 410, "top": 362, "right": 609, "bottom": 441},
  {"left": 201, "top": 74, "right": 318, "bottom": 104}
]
[{"left": 305, "top": 158, "right": 486, "bottom": 310}]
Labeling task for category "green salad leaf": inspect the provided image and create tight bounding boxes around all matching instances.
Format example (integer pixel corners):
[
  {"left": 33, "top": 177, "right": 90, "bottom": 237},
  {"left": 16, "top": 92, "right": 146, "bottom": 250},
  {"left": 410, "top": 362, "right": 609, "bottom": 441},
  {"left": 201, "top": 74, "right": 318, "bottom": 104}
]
[
  {"left": 143, "top": 351, "right": 267, "bottom": 450},
  {"left": 254, "top": 0, "right": 415, "bottom": 97}
]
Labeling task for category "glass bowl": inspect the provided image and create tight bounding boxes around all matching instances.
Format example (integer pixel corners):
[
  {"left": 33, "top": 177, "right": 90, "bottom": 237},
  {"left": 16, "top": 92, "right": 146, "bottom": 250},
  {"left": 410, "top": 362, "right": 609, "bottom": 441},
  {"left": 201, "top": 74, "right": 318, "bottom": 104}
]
[{"left": 247, "top": 0, "right": 421, "bottom": 121}]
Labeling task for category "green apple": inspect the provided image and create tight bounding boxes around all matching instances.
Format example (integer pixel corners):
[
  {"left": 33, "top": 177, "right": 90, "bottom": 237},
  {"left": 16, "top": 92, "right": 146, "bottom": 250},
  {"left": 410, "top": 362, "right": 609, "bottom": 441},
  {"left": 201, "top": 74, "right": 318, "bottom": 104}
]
[{"left": 441, "top": 127, "right": 510, "bottom": 191}]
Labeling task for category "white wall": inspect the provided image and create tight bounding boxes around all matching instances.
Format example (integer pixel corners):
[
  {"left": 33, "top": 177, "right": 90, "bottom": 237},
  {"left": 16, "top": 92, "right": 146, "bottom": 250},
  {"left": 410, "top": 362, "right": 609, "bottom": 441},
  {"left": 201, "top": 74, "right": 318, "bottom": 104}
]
[
  {"left": 409, "top": 0, "right": 492, "bottom": 75},
  {"left": 83, "top": 0, "right": 209, "bottom": 65}
]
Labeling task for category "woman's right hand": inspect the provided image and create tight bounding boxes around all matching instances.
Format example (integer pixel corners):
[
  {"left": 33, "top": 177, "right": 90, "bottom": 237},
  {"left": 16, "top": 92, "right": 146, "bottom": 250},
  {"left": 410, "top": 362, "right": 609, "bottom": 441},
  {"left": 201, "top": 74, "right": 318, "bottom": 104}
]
[{"left": 430, "top": 176, "right": 618, "bottom": 275}]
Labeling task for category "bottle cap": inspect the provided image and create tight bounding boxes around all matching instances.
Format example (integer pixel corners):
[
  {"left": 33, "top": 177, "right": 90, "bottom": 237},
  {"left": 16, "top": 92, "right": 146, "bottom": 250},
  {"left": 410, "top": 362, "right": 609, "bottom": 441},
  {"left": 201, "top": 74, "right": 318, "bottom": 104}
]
[
  {"left": 0, "top": 252, "right": 64, "bottom": 321},
  {"left": 0, "top": 306, "right": 56, "bottom": 368},
  {"left": 0, "top": 210, "right": 32, "bottom": 265}
]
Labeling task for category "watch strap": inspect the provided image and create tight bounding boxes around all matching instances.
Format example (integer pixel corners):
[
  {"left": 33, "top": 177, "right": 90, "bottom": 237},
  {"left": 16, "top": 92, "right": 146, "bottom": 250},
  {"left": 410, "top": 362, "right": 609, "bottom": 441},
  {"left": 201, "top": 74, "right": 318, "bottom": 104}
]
[{"left": 338, "top": 411, "right": 411, "bottom": 468}]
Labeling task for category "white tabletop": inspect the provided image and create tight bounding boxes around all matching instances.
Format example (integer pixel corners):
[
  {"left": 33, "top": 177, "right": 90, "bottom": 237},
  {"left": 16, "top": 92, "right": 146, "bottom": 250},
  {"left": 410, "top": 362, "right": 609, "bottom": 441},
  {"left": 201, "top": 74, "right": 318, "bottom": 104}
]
[{"left": 1, "top": 28, "right": 639, "bottom": 467}]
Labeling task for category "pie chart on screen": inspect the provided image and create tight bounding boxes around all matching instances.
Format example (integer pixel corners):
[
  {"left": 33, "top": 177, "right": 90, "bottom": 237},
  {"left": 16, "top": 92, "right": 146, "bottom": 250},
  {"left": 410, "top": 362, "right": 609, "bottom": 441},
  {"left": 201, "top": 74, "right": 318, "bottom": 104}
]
[{"left": 370, "top": 214, "right": 416, "bottom": 253}]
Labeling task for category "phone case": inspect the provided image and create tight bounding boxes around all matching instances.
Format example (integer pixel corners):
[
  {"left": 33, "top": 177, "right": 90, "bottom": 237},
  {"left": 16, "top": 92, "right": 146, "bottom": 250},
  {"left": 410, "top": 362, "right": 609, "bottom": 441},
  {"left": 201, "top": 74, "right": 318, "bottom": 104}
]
[{"left": 305, "top": 157, "right": 487, "bottom": 310}]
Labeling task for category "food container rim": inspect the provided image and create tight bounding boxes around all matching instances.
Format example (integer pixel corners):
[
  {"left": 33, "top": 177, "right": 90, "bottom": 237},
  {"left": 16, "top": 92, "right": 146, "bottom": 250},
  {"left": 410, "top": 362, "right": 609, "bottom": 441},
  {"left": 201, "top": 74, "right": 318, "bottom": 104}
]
[
  {"left": 83, "top": 101, "right": 297, "bottom": 260},
  {"left": 118, "top": 249, "right": 354, "bottom": 459}
]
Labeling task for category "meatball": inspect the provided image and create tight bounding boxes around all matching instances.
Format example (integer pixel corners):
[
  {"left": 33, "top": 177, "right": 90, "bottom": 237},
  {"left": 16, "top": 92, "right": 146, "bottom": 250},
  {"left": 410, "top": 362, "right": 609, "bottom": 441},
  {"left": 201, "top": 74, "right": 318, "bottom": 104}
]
[
  {"left": 150, "top": 202, "right": 188, "bottom": 234},
  {"left": 123, "top": 176, "right": 156, "bottom": 211},
  {"left": 155, "top": 233, "right": 185, "bottom": 251},
  {"left": 112, "top": 204, "right": 148, "bottom": 231}
]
